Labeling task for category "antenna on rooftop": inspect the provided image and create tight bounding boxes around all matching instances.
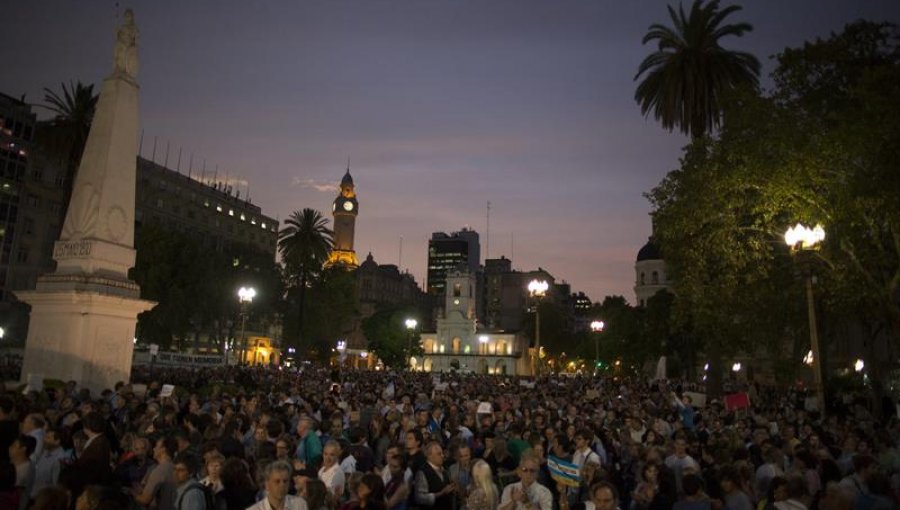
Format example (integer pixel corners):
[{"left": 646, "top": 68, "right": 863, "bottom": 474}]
[{"left": 486, "top": 201, "right": 491, "bottom": 260}]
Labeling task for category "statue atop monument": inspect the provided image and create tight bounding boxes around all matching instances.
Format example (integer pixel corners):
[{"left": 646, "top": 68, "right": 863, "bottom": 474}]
[{"left": 114, "top": 9, "right": 139, "bottom": 78}]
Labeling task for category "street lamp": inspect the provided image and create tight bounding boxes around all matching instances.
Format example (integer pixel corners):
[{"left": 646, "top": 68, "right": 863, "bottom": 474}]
[
  {"left": 785, "top": 223, "right": 826, "bottom": 413},
  {"left": 528, "top": 279, "right": 549, "bottom": 376},
  {"left": 854, "top": 359, "right": 865, "bottom": 373},
  {"left": 237, "top": 286, "right": 256, "bottom": 366},
  {"left": 405, "top": 318, "right": 418, "bottom": 371},
  {"left": 590, "top": 320, "right": 605, "bottom": 373}
]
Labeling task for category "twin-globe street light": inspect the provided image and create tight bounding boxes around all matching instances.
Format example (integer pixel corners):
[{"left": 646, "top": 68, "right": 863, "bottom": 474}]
[
  {"left": 528, "top": 279, "right": 549, "bottom": 376},
  {"left": 405, "top": 318, "right": 418, "bottom": 370},
  {"left": 784, "top": 223, "right": 826, "bottom": 414},
  {"left": 237, "top": 286, "right": 256, "bottom": 366},
  {"left": 590, "top": 320, "right": 605, "bottom": 371}
]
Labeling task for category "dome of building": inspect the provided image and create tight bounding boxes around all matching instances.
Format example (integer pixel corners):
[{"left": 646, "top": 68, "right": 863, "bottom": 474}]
[
  {"left": 359, "top": 252, "right": 377, "bottom": 270},
  {"left": 341, "top": 169, "right": 354, "bottom": 187},
  {"left": 636, "top": 238, "right": 661, "bottom": 262}
]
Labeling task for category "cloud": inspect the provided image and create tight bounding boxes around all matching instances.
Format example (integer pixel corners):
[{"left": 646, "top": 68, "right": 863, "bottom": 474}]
[{"left": 292, "top": 177, "right": 337, "bottom": 193}]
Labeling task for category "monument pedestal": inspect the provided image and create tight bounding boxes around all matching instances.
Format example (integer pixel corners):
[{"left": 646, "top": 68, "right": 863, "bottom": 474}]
[
  {"left": 18, "top": 288, "right": 154, "bottom": 394},
  {"left": 17, "top": 10, "right": 155, "bottom": 396}
]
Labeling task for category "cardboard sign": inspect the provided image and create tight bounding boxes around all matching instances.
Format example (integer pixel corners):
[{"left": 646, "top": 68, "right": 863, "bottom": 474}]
[
  {"left": 684, "top": 391, "right": 707, "bottom": 408},
  {"left": 149, "top": 344, "right": 159, "bottom": 356},
  {"left": 586, "top": 390, "right": 600, "bottom": 399},
  {"left": 132, "top": 384, "right": 148, "bottom": 397},
  {"left": 24, "top": 374, "right": 43, "bottom": 394},
  {"left": 160, "top": 384, "right": 175, "bottom": 398},
  {"left": 477, "top": 402, "right": 493, "bottom": 414}
]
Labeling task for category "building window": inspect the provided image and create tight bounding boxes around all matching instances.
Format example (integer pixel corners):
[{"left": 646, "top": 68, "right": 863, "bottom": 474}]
[
  {"left": 156, "top": 199, "right": 163, "bottom": 208},
  {"left": 16, "top": 247, "right": 28, "bottom": 263},
  {"left": 451, "top": 337, "right": 461, "bottom": 354},
  {"left": 640, "top": 272, "right": 646, "bottom": 285},
  {"left": 453, "top": 283, "right": 461, "bottom": 297},
  {"left": 651, "top": 271, "right": 659, "bottom": 284}
]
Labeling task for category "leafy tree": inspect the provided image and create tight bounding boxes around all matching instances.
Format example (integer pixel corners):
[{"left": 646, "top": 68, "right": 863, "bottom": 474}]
[
  {"left": 299, "top": 267, "right": 358, "bottom": 361},
  {"left": 635, "top": 0, "right": 760, "bottom": 138},
  {"left": 131, "top": 224, "right": 283, "bottom": 351},
  {"left": 647, "top": 21, "right": 900, "bottom": 397},
  {"left": 362, "top": 305, "right": 423, "bottom": 369},
  {"left": 277, "top": 208, "right": 333, "bottom": 351}
]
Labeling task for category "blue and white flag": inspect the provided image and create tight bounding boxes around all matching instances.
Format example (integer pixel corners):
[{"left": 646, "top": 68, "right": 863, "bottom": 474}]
[{"left": 547, "top": 455, "right": 581, "bottom": 487}]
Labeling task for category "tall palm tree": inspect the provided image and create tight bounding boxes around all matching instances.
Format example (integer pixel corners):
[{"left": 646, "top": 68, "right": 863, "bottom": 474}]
[
  {"left": 277, "top": 208, "right": 334, "bottom": 350},
  {"left": 36, "top": 81, "right": 99, "bottom": 214},
  {"left": 634, "top": 0, "right": 760, "bottom": 138}
]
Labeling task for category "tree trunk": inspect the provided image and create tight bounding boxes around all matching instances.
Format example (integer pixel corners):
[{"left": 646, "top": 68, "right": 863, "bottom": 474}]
[
  {"left": 297, "top": 273, "right": 307, "bottom": 353},
  {"left": 706, "top": 341, "right": 724, "bottom": 399}
]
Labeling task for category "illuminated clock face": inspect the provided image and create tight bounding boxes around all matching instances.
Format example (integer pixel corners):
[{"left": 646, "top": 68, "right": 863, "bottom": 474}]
[{"left": 343, "top": 201, "right": 354, "bottom": 212}]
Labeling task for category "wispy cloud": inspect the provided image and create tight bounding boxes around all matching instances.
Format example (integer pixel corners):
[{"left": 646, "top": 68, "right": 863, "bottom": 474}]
[{"left": 292, "top": 177, "right": 337, "bottom": 192}]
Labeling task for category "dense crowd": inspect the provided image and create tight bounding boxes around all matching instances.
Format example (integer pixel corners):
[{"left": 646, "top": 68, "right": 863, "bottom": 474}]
[{"left": 0, "top": 364, "right": 898, "bottom": 510}]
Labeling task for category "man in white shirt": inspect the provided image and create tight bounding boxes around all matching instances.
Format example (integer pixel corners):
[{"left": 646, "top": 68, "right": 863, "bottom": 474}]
[
  {"left": 500, "top": 455, "right": 553, "bottom": 510},
  {"left": 318, "top": 440, "right": 346, "bottom": 506},
  {"left": 248, "top": 461, "right": 308, "bottom": 510},
  {"left": 664, "top": 437, "right": 698, "bottom": 495}
]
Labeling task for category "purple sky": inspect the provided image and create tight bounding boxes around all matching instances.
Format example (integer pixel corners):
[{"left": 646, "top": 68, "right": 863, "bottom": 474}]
[{"left": 3, "top": 1, "right": 898, "bottom": 303}]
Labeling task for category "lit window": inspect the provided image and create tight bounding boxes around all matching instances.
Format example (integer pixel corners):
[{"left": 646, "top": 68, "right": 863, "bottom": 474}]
[
  {"left": 439, "top": 344, "right": 445, "bottom": 353},
  {"left": 216, "top": 205, "right": 222, "bottom": 212},
  {"left": 229, "top": 209, "right": 234, "bottom": 216},
  {"left": 464, "top": 345, "right": 471, "bottom": 353}
]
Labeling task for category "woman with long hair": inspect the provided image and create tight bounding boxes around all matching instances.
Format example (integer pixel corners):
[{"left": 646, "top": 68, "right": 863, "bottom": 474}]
[{"left": 466, "top": 460, "right": 499, "bottom": 510}]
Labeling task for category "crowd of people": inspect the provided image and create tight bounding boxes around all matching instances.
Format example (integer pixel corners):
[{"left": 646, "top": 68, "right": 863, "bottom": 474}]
[{"left": 0, "top": 364, "right": 898, "bottom": 510}]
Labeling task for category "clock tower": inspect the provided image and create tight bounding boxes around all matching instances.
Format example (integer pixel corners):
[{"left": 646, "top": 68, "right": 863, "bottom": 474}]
[{"left": 325, "top": 167, "right": 359, "bottom": 269}]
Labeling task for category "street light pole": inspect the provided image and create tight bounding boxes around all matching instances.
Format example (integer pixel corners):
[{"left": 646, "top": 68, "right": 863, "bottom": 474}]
[
  {"left": 785, "top": 223, "right": 826, "bottom": 414},
  {"left": 405, "top": 318, "right": 418, "bottom": 371},
  {"left": 590, "top": 320, "right": 605, "bottom": 373},
  {"left": 237, "top": 286, "right": 256, "bottom": 366},
  {"left": 528, "top": 279, "right": 549, "bottom": 377}
]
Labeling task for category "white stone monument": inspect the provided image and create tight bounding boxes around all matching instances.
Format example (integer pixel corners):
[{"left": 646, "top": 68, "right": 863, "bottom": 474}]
[{"left": 17, "top": 9, "right": 155, "bottom": 394}]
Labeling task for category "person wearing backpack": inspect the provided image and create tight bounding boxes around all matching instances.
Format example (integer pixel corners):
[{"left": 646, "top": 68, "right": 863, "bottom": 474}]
[{"left": 174, "top": 452, "right": 214, "bottom": 510}]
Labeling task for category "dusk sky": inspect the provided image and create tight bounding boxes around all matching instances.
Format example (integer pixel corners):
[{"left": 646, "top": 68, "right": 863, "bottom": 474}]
[{"left": 3, "top": 1, "right": 897, "bottom": 303}]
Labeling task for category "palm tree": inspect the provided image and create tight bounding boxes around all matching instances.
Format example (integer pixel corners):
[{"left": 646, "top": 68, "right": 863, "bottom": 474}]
[
  {"left": 277, "top": 208, "right": 334, "bottom": 351},
  {"left": 36, "top": 81, "right": 99, "bottom": 214},
  {"left": 634, "top": 0, "right": 760, "bottom": 138}
]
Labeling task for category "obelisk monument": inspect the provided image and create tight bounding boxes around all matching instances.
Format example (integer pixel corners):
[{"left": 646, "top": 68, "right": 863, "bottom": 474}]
[{"left": 18, "top": 9, "right": 155, "bottom": 394}]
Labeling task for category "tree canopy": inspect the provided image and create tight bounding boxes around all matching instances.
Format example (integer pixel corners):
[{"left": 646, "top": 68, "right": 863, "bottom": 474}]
[{"left": 647, "top": 21, "right": 900, "bottom": 390}]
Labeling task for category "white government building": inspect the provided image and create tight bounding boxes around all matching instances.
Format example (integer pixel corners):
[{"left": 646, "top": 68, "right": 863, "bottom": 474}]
[{"left": 412, "top": 269, "right": 531, "bottom": 375}]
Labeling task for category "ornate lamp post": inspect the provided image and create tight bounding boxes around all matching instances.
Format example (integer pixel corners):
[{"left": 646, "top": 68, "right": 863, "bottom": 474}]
[
  {"left": 785, "top": 223, "right": 826, "bottom": 413},
  {"left": 528, "top": 279, "right": 549, "bottom": 376},
  {"left": 405, "top": 318, "right": 418, "bottom": 371},
  {"left": 237, "top": 286, "right": 256, "bottom": 366},
  {"left": 590, "top": 320, "right": 605, "bottom": 373}
]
